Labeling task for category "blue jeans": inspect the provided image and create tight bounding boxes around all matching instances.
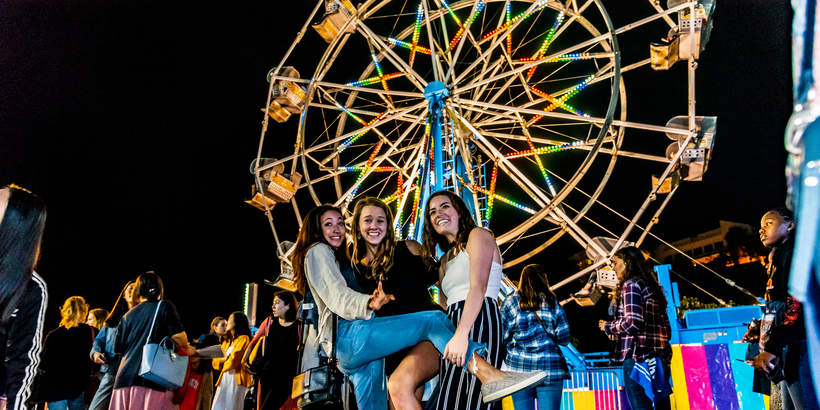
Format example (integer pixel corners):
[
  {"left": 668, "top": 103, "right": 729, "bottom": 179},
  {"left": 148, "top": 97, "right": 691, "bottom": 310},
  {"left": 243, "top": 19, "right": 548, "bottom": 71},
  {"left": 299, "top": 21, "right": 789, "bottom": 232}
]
[
  {"left": 623, "top": 358, "right": 671, "bottom": 410},
  {"left": 336, "top": 310, "right": 487, "bottom": 410},
  {"left": 510, "top": 379, "right": 563, "bottom": 410},
  {"left": 47, "top": 393, "right": 85, "bottom": 410},
  {"left": 88, "top": 372, "right": 115, "bottom": 410}
]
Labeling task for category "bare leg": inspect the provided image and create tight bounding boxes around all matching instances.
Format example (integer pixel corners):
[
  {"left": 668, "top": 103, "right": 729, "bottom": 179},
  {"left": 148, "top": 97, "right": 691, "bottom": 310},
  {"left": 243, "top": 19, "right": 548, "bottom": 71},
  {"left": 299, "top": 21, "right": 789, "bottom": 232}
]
[
  {"left": 388, "top": 341, "right": 439, "bottom": 410},
  {"left": 467, "top": 352, "right": 505, "bottom": 384}
]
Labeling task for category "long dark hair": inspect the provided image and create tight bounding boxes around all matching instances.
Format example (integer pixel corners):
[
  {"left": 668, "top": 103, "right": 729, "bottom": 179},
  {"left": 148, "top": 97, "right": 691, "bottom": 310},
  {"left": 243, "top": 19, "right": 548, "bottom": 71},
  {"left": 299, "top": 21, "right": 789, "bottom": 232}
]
[
  {"left": 421, "top": 190, "right": 477, "bottom": 268},
  {"left": 290, "top": 205, "right": 347, "bottom": 295},
  {"left": 517, "top": 264, "right": 556, "bottom": 310},
  {"left": 134, "top": 271, "right": 164, "bottom": 303},
  {"left": 227, "top": 311, "right": 251, "bottom": 341},
  {"left": 0, "top": 184, "right": 47, "bottom": 323},
  {"left": 349, "top": 197, "right": 396, "bottom": 280},
  {"left": 274, "top": 290, "right": 298, "bottom": 323},
  {"left": 613, "top": 247, "right": 666, "bottom": 309},
  {"left": 104, "top": 280, "right": 136, "bottom": 328}
]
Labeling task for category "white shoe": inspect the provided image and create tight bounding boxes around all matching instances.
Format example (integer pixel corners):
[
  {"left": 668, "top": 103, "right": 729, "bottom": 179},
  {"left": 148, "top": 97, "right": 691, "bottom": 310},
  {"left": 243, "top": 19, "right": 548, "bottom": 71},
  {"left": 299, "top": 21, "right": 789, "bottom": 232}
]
[{"left": 480, "top": 371, "right": 547, "bottom": 403}]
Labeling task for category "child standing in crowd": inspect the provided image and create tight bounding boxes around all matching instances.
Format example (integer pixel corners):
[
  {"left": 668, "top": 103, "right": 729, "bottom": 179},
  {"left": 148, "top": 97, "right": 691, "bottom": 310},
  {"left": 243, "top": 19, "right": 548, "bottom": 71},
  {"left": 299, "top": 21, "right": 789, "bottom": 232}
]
[
  {"left": 422, "top": 190, "right": 506, "bottom": 409},
  {"left": 0, "top": 185, "right": 49, "bottom": 410},
  {"left": 291, "top": 204, "right": 543, "bottom": 410},
  {"left": 212, "top": 312, "right": 253, "bottom": 410},
  {"left": 111, "top": 271, "right": 196, "bottom": 410},
  {"left": 88, "top": 280, "right": 136, "bottom": 410},
  {"left": 752, "top": 207, "right": 818, "bottom": 409},
  {"left": 348, "top": 197, "right": 442, "bottom": 408},
  {"left": 242, "top": 291, "right": 299, "bottom": 410},
  {"left": 598, "top": 247, "right": 672, "bottom": 410},
  {"left": 500, "top": 264, "right": 570, "bottom": 410},
  {"left": 35, "top": 296, "right": 95, "bottom": 410}
]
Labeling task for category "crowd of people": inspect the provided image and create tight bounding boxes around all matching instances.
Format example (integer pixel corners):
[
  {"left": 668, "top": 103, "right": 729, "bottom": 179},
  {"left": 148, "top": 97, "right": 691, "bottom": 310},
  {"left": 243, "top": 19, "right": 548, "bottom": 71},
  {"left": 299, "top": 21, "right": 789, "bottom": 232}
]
[{"left": 0, "top": 182, "right": 817, "bottom": 410}]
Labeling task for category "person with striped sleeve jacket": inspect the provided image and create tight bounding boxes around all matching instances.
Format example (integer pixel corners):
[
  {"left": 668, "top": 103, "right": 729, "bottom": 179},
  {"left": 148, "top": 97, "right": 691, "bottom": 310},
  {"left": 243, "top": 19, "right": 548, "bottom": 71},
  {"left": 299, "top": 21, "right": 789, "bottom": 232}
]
[{"left": 0, "top": 185, "right": 49, "bottom": 410}]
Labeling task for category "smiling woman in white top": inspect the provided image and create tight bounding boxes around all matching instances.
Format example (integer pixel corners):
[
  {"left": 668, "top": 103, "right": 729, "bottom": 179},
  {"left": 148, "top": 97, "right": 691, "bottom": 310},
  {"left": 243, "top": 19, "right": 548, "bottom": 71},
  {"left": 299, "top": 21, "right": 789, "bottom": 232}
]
[{"left": 421, "top": 190, "right": 505, "bottom": 410}]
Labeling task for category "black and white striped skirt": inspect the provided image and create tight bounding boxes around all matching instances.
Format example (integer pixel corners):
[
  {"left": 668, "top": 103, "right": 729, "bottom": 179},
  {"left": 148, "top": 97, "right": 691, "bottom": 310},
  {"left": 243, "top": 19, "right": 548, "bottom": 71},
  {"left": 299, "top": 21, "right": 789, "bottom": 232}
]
[{"left": 435, "top": 297, "right": 505, "bottom": 410}]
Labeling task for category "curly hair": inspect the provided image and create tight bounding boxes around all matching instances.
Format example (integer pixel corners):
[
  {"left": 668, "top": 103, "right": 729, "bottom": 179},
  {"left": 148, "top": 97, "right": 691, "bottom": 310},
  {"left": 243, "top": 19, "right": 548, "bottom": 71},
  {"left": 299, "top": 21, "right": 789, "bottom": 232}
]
[
  {"left": 59, "top": 296, "right": 89, "bottom": 329},
  {"left": 349, "top": 197, "right": 396, "bottom": 280},
  {"left": 420, "top": 190, "right": 477, "bottom": 269}
]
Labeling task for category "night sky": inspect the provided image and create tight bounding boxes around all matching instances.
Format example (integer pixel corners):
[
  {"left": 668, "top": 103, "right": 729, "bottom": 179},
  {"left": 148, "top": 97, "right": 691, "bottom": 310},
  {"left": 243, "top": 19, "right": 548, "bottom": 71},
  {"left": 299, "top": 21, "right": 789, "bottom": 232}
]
[{"left": 0, "top": 0, "right": 793, "bottom": 342}]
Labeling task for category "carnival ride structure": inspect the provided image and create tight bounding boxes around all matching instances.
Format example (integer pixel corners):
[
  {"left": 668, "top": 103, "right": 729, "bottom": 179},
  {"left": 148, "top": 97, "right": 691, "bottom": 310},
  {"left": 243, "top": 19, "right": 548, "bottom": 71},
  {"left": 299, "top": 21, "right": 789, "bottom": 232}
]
[{"left": 249, "top": 0, "right": 722, "bottom": 297}]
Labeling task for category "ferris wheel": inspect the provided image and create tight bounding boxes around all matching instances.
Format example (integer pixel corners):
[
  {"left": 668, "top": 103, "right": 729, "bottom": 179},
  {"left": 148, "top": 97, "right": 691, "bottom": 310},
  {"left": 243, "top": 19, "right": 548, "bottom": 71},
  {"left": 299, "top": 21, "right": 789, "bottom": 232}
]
[{"left": 250, "top": 0, "right": 717, "bottom": 291}]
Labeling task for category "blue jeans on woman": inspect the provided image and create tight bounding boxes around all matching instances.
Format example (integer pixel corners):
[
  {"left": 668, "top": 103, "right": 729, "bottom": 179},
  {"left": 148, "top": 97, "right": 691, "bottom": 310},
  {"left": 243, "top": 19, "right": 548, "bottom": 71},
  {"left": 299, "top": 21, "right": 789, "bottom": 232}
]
[
  {"left": 622, "top": 358, "right": 671, "bottom": 410},
  {"left": 336, "top": 310, "right": 487, "bottom": 410},
  {"left": 510, "top": 379, "right": 563, "bottom": 410},
  {"left": 47, "top": 393, "right": 85, "bottom": 410}
]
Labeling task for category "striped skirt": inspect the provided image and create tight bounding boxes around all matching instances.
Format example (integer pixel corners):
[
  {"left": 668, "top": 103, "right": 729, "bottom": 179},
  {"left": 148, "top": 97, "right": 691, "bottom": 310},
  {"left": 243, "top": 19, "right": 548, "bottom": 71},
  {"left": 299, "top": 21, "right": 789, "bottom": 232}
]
[{"left": 436, "top": 297, "right": 505, "bottom": 410}]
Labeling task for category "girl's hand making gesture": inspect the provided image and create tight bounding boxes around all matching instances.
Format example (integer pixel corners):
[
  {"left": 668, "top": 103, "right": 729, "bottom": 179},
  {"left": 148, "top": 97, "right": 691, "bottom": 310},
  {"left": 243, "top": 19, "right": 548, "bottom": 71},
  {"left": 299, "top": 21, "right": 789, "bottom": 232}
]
[{"left": 368, "top": 281, "right": 395, "bottom": 310}]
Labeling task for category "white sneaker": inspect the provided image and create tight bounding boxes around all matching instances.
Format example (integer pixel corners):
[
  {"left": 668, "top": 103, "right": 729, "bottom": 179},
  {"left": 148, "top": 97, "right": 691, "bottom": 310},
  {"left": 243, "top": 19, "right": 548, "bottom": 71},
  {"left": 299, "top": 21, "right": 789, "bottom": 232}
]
[{"left": 480, "top": 371, "right": 547, "bottom": 403}]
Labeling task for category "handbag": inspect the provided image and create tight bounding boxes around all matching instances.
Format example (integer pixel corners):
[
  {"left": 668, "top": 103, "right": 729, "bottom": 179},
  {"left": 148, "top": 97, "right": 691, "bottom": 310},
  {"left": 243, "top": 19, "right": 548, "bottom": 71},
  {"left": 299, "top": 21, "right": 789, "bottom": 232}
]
[
  {"left": 291, "top": 310, "right": 344, "bottom": 409},
  {"left": 248, "top": 316, "right": 273, "bottom": 374},
  {"left": 532, "top": 306, "right": 586, "bottom": 374},
  {"left": 138, "top": 301, "right": 189, "bottom": 389}
]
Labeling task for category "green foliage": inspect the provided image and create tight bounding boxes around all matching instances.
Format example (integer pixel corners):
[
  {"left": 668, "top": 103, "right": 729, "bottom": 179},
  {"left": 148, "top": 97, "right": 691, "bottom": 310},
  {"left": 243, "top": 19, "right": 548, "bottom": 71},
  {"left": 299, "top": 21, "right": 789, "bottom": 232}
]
[{"left": 677, "top": 296, "right": 734, "bottom": 318}]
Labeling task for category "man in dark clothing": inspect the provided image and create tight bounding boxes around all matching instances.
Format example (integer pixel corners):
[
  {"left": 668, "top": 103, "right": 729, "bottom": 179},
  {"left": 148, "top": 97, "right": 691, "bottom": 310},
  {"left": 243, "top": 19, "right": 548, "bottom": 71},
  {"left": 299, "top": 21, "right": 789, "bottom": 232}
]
[{"left": 753, "top": 208, "right": 818, "bottom": 410}]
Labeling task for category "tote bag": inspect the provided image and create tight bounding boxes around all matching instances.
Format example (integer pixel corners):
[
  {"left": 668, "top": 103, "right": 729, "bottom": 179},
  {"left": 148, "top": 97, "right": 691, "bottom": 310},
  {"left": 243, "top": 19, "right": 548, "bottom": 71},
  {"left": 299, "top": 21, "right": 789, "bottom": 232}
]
[{"left": 138, "top": 301, "right": 189, "bottom": 389}]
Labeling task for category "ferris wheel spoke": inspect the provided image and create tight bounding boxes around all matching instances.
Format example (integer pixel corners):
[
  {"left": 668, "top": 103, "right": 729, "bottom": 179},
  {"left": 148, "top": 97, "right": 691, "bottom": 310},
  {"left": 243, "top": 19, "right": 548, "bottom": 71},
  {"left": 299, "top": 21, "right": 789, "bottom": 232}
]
[
  {"left": 443, "top": 0, "right": 487, "bottom": 83},
  {"left": 356, "top": 22, "right": 430, "bottom": 91}
]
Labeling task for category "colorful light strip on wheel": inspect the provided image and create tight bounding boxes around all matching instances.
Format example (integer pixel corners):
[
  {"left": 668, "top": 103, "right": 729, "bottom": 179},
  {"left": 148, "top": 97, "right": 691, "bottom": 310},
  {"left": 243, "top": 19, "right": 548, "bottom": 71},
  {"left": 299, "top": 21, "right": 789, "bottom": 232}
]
[
  {"left": 484, "top": 163, "right": 498, "bottom": 224},
  {"left": 407, "top": 129, "right": 429, "bottom": 239},
  {"left": 482, "top": 0, "right": 550, "bottom": 40},
  {"left": 393, "top": 173, "right": 404, "bottom": 236},
  {"left": 449, "top": 1, "right": 486, "bottom": 50},
  {"left": 505, "top": 1, "right": 512, "bottom": 55},
  {"left": 529, "top": 82, "right": 589, "bottom": 121},
  {"left": 440, "top": 0, "right": 463, "bottom": 27},
  {"left": 505, "top": 141, "right": 584, "bottom": 159},
  {"left": 338, "top": 166, "right": 399, "bottom": 173},
  {"left": 347, "top": 141, "right": 384, "bottom": 202},
  {"left": 527, "top": 11, "right": 565, "bottom": 79},
  {"left": 348, "top": 72, "right": 404, "bottom": 87},
  {"left": 337, "top": 111, "right": 387, "bottom": 153},
  {"left": 519, "top": 118, "right": 556, "bottom": 195},
  {"left": 459, "top": 176, "right": 537, "bottom": 214},
  {"left": 410, "top": 4, "right": 423, "bottom": 66},
  {"left": 389, "top": 38, "right": 432, "bottom": 55},
  {"left": 517, "top": 53, "right": 597, "bottom": 65}
]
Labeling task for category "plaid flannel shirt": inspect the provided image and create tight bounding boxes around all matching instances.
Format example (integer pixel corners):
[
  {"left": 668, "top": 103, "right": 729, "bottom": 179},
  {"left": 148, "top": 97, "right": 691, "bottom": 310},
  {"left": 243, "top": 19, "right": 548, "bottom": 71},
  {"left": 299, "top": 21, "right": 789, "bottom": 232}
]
[
  {"left": 605, "top": 278, "right": 671, "bottom": 363},
  {"left": 500, "top": 291, "right": 570, "bottom": 383}
]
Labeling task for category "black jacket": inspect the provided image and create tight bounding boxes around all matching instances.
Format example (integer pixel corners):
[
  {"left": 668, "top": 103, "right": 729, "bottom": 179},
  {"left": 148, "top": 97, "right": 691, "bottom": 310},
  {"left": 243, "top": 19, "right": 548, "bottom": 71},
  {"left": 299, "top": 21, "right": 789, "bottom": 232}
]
[{"left": 0, "top": 273, "right": 48, "bottom": 410}]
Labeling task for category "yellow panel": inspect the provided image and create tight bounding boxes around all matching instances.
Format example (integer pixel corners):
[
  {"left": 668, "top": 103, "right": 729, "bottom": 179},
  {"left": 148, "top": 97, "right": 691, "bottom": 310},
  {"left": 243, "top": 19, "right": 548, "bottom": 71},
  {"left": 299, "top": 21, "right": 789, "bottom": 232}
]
[
  {"left": 670, "top": 345, "right": 691, "bottom": 410},
  {"left": 571, "top": 390, "right": 596, "bottom": 410},
  {"left": 764, "top": 394, "right": 770, "bottom": 410},
  {"left": 502, "top": 395, "right": 515, "bottom": 410}
]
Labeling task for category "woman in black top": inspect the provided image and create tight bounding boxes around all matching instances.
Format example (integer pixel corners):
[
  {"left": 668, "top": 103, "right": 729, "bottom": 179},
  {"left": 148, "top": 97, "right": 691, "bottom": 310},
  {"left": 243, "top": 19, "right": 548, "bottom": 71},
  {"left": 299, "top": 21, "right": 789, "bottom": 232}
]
[
  {"left": 348, "top": 197, "right": 441, "bottom": 408},
  {"left": 0, "top": 185, "right": 49, "bottom": 410},
  {"left": 36, "top": 296, "right": 95, "bottom": 410},
  {"left": 111, "top": 271, "right": 196, "bottom": 410}
]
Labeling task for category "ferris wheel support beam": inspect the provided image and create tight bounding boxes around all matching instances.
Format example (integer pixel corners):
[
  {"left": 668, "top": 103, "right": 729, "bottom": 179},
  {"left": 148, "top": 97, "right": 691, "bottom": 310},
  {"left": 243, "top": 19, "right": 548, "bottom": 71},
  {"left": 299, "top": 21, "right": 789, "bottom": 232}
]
[
  {"left": 636, "top": 183, "right": 680, "bottom": 247},
  {"left": 267, "top": 76, "right": 425, "bottom": 99}
]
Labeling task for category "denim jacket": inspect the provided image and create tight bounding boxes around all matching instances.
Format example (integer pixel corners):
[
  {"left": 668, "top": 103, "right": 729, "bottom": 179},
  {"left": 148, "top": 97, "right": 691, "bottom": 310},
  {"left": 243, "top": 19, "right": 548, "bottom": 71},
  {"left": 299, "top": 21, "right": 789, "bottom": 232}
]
[
  {"left": 304, "top": 243, "right": 373, "bottom": 356},
  {"left": 90, "top": 326, "right": 118, "bottom": 374}
]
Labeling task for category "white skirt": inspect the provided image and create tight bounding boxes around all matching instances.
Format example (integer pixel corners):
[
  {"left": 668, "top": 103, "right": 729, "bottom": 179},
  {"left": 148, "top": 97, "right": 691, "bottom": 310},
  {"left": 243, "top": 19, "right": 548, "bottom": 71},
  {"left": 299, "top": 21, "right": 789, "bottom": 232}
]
[{"left": 211, "top": 370, "right": 249, "bottom": 410}]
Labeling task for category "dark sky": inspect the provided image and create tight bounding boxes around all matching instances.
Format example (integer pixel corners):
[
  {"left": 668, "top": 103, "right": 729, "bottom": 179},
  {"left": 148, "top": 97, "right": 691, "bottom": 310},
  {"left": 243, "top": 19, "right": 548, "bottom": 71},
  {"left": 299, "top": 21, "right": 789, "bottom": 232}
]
[{"left": 0, "top": 0, "right": 793, "bottom": 338}]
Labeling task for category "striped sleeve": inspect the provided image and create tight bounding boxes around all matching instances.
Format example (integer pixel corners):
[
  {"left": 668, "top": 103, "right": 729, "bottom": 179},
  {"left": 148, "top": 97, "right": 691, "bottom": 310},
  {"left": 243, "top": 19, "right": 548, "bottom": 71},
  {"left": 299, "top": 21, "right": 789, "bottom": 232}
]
[{"left": 7, "top": 272, "right": 48, "bottom": 410}]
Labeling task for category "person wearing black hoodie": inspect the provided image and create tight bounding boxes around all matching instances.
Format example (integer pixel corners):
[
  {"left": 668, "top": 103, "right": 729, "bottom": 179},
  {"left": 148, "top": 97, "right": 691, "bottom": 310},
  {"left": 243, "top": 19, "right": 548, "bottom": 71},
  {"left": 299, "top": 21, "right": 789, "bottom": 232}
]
[{"left": 753, "top": 207, "right": 818, "bottom": 410}]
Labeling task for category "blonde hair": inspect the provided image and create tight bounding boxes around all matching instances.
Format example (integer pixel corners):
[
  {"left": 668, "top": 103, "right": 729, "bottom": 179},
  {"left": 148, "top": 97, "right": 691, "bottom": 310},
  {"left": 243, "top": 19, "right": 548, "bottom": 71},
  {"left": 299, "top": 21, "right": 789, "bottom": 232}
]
[{"left": 59, "top": 296, "right": 89, "bottom": 329}]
